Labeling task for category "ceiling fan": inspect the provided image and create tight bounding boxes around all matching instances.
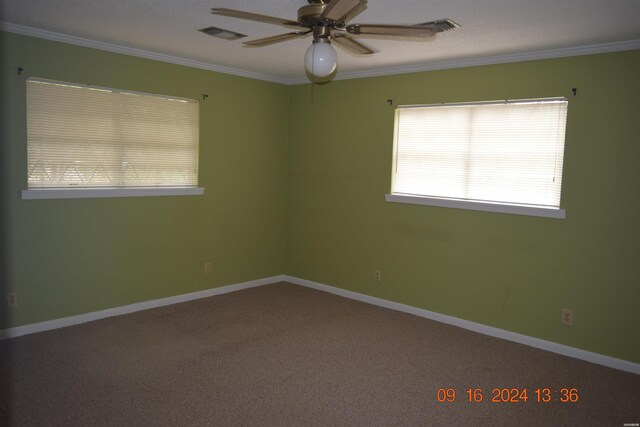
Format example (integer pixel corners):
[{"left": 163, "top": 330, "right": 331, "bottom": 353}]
[{"left": 210, "top": 0, "right": 460, "bottom": 81}]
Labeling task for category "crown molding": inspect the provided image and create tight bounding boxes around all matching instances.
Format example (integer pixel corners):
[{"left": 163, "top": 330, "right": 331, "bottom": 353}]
[
  {"left": 0, "top": 22, "right": 290, "bottom": 85},
  {"left": 2, "top": 21, "right": 639, "bottom": 86},
  {"left": 288, "top": 39, "right": 640, "bottom": 85}
]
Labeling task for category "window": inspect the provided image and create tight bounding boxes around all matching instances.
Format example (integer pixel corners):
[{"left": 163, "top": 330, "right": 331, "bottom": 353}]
[
  {"left": 387, "top": 98, "right": 568, "bottom": 219},
  {"left": 23, "top": 78, "right": 202, "bottom": 199}
]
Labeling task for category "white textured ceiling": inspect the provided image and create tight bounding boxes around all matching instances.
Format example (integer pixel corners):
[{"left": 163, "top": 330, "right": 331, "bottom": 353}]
[{"left": 2, "top": 0, "right": 640, "bottom": 84}]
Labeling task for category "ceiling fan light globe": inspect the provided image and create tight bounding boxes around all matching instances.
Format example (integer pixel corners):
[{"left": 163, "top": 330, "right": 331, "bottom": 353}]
[{"left": 305, "top": 41, "right": 337, "bottom": 78}]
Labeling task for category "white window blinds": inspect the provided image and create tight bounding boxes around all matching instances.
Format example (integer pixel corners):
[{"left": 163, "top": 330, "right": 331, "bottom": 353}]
[
  {"left": 26, "top": 78, "right": 199, "bottom": 189},
  {"left": 391, "top": 98, "right": 568, "bottom": 210}
]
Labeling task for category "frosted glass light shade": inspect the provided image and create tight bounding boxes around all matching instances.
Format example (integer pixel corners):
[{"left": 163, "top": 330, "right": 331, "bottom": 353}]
[{"left": 305, "top": 41, "right": 337, "bottom": 78}]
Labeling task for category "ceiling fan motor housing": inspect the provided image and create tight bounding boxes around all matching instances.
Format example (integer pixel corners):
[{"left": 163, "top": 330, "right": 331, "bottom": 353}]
[
  {"left": 312, "top": 26, "right": 332, "bottom": 39},
  {"left": 298, "top": 3, "right": 329, "bottom": 27}
]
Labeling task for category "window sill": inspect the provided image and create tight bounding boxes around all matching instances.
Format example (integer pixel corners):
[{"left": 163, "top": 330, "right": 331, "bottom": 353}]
[
  {"left": 22, "top": 187, "right": 205, "bottom": 200},
  {"left": 385, "top": 194, "right": 565, "bottom": 219}
]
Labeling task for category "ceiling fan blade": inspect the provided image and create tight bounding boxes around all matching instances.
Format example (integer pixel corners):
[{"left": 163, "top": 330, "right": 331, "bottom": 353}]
[
  {"left": 321, "top": 0, "right": 367, "bottom": 22},
  {"left": 417, "top": 19, "right": 461, "bottom": 32},
  {"left": 346, "top": 24, "right": 437, "bottom": 38},
  {"left": 340, "top": 1, "right": 368, "bottom": 23},
  {"left": 211, "top": 8, "right": 302, "bottom": 28},
  {"left": 243, "top": 31, "right": 310, "bottom": 47},
  {"left": 332, "top": 35, "right": 375, "bottom": 55}
]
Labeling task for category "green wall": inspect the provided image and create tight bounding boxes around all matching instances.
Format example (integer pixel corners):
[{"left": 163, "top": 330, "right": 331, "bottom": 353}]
[
  {"left": 0, "top": 32, "right": 289, "bottom": 328},
  {"left": 2, "top": 31, "right": 639, "bottom": 364},
  {"left": 287, "top": 50, "right": 640, "bottom": 364}
]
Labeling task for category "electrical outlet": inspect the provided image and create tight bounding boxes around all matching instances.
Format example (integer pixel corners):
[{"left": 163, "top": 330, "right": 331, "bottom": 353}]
[
  {"left": 561, "top": 308, "right": 574, "bottom": 326},
  {"left": 7, "top": 292, "right": 17, "bottom": 307},
  {"left": 204, "top": 262, "right": 212, "bottom": 274},
  {"left": 374, "top": 269, "right": 382, "bottom": 282}
]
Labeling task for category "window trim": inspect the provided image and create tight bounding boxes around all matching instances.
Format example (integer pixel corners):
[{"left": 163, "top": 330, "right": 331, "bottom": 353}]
[
  {"left": 385, "top": 194, "right": 565, "bottom": 219},
  {"left": 22, "top": 187, "right": 204, "bottom": 200},
  {"left": 25, "top": 77, "right": 201, "bottom": 197},
  {"left": 388, "top": 97, "right": 568, "bottom": 219}
]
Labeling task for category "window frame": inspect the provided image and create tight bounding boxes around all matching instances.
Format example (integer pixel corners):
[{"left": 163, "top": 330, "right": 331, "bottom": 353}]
[
  {"left": 22, "top": 78, "right": 204, "bottom": 200},
  {"left": 386, "top": 98, "right": 568, "bottom": 219},
  {"left": 22, "top": 187, "right": 204, "bottom": 200}
]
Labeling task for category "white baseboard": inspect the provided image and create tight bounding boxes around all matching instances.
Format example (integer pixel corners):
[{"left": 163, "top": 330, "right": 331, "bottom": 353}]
[
  {"left": 0, "top": 275, "right": 287, "bottom": 340},
  {"left": 2, "top": 273, "right": 638, "bottom": 375},
  {"left": 283, "top": 275, "right": 640, "bottom": 376}
]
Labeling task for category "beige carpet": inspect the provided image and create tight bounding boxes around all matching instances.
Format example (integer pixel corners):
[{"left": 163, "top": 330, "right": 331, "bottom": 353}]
[{"left": 0, "top": 282, "right": 638, "bottom": 426}]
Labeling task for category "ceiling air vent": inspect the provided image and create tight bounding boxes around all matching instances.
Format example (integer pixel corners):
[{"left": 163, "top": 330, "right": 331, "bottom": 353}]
[{"left": 198, "top": 26, "right": 247, "bottom": 40}]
